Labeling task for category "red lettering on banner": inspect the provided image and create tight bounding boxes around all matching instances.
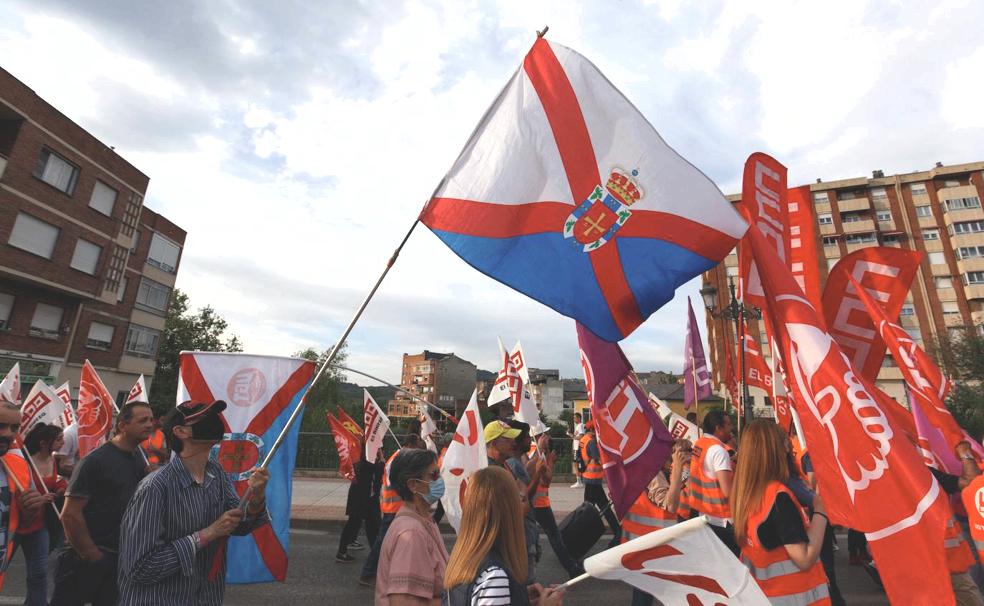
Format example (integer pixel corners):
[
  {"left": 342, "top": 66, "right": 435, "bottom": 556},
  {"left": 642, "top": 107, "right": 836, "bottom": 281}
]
[
  {"left": 595, "top": 378, "right": 653, "bottom": 464},
  {"left": 739, "top": 153, "right": 788, "bottom": 310},
  {"left": 621, "top": 545, "right": 728, "bottom": 598}
]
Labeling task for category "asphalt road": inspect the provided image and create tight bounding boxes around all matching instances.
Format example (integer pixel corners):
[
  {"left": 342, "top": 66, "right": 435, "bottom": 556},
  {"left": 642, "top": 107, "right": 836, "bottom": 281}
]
[{"left": 0, "top": 529, "right": 889, "bottom": 605}]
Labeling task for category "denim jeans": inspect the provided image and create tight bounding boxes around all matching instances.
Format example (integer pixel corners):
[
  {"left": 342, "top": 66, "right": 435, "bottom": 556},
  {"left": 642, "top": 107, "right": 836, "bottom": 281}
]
[
  {"left": 12, "top": 527, "right": 49, "bottom": 606},
  {"left": 360, "top": 512, "right": 395, "bottom": 578}
]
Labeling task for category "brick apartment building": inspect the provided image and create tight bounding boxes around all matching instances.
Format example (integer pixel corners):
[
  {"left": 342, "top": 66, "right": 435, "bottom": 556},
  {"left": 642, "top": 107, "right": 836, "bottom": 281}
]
[
  {"left": 702, "top": 160, "right": 984, "bottom": 410},
  {"left": 387, "top": 350, "right": 477, "bottom": 421},
  {"left": 0, "top": 67, "right": 185, "bottom": 404}
]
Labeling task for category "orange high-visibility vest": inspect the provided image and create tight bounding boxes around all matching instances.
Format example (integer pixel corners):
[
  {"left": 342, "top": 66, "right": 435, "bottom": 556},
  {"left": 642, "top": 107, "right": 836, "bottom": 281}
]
[
  {"left": 581, "top": 434, "right": 603, "bottom": 484},
  {"left": 741, "top": 482, "right": 831, "bottom": 605},
  {"left": 962, "top": 475, "right": 984, "bottom": 562},
  {"left": 688, "top": 436, "right": 731, "bottom": 519},
  {"left": 528, "top": 441, "right": 551, "bottom": 508},
  {"left": 380, "top": 451, "right": 402, "bottom": 514},
  {"left": 621, "top": 485, "right": 677, "bottom": 543},
  {"left": 140, "top": 429, "right": 167, "bottom": 465},
  {"left": 945, "top": 514, "right": 975, "bottom": 573},
  {"left": 676, "top": 483, "right": 693, "bottom": 520},
  {"left": 0, "top": 452, "right": 32, "bottom": 592}
]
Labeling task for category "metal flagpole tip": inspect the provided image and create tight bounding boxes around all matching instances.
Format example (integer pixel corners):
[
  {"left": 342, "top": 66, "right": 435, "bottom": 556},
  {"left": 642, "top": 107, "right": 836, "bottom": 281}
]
[{"left": 537, "top": 25, "right": 549, "bottom": 38}]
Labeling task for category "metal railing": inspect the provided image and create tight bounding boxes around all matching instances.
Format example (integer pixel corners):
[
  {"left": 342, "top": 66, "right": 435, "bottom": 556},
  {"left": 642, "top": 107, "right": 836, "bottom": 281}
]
[{"left": 295, "top": 432, "right": 579, "bottom": 474}]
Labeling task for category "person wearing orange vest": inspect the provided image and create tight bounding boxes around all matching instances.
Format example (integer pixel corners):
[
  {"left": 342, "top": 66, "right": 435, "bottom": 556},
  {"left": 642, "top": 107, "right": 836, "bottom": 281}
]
[
  {"left": 688, "top": 409, "right": 739, "bottom": 555},
  {"left": 139, "top": 413, "right": 168, "bottom": 468},
  {"left": 528, "top": 431, "right": 583, "bottom": 578},
  {"left": 623, "top": 439, "right": 690, "bottom": 606},
  {"left": 359, "top": 434, "right": 425, "bottom": 586},
  {"left": 0, "top": 403, "right": 45, "bottom": 592},
  {"left": 962, "top": 472, "right": 984, "bottom": 576},
  {"left": 580, "top": 422, "right": 622, "bottom": 546},
  {"left": 733, "top": 420, "right": 831, "bottom": 605}
]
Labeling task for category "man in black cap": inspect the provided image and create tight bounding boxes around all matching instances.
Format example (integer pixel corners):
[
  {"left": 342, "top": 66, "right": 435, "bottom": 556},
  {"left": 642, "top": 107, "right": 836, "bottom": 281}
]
[{"left": 117, "top": 400, "right": 271, "bottom": 606}]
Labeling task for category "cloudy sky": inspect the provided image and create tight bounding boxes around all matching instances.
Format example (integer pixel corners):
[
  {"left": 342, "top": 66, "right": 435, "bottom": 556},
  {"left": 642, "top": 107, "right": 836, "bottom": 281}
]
[{"left": 2, "top": 0, "right": 982, "bottom": 383}]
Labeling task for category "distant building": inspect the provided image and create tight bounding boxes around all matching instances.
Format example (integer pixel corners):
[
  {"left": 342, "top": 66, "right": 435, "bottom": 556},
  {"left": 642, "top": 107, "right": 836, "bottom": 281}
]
[
  {"left": 0, "top": 67, "right": 185, "bottom": 405},
  {"left": 528, "top": 368, "right": 563, "bottom": 420},
  {"left": 635, "top": 371, "right": 682, "bottom": 391},
  {"left": 475, "top": 368, "right": 496, "bottom": 407},
  {"left": 648, "top": 383, "right": 724, "bottom": 427},
  {"left": 562, "top": 378, "right": 587, "bottom": 411},
  {"left": 387, "top": 350, "right": 477, "bottom": 420}
]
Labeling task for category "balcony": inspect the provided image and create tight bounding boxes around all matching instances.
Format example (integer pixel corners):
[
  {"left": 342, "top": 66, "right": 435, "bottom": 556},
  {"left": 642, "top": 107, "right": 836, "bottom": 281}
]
[
  {"left": 958, "top": 257, "right": 984, "bottom": 274},
  {"left": 943, "top": 207, "right": 984, "bottom": 226},
  {"left": 966, "top": 284, "right": 984, "bottom": 300},
  {"left": 838, "top": 197, "right": 871, "bottom": 212},
  {"left": 819, "top": 223, "right": 837, "bottom": 235},
  {"left": 944, "top": 312, "right": 966, "bottom": 327},
  {"left": 846, "top": 242, "right": 876, "bottom": 254},
  {"left": 840, "top": 219, "right": 875, "bottom": 234},
  {"left": 938, "top": 288, "right": 958, "bottom": 302},
  {"left": 923, "top": 239, "right": 944, "bottom": 252},
  {"left": 951, "top": 232, "right": 984, "bottom": 248},
  {"left": 917, "top": 214, "right": 938, "bottom": 228},
  {"left": 931, "top": 263, "right": 952, "bottom": 276}
]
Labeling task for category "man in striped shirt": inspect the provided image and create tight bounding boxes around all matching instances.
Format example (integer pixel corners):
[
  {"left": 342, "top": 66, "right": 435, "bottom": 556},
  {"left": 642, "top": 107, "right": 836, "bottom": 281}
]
[{"left": 117, "top": 400, "right": 270, "bottom": 606}]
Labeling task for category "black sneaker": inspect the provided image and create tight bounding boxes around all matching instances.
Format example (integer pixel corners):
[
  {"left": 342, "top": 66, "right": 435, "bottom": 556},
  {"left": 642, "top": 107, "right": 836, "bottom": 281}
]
[
  {"left": 358, "top": 575, "right": 374, "bottom": 587},
  {"left": 348, "top": 541, "right": 365, "bottom": 551},
  {"left": 335, "top": 553, "right": 355, "bottom": 563}
]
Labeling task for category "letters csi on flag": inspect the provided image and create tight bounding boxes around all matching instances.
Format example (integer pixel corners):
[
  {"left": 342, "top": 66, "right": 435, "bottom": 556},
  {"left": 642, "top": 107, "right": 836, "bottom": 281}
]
[
  {"left": 178, "top": 352, "right": 314, "bottom": 584},
  {"left": 421, "top": 38, "right": 746, "bottom": 342}
]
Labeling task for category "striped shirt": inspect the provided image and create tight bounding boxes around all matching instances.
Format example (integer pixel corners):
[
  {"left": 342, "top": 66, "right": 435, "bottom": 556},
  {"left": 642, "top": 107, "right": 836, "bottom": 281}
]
[
  {"left": 471, "top": 566, "right": 513, "bottom": 605},
  {"left": 117, "top": 456, "right": 269, "bottom": 605}
]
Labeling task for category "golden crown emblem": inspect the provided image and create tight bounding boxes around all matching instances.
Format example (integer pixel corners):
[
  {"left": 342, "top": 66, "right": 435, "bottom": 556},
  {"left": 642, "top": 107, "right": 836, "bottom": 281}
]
[{"left": 606, "top": 168, "right": 643, "bottom": 206}]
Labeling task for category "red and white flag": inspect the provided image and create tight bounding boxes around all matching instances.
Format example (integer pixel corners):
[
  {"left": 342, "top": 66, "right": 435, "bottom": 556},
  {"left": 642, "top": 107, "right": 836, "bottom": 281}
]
[
  {"left": 77, "top": 361, "right": 116, "bottom": 458},
  {"left": 821, "top": 247, "right": 921, "bottom": 385},
  {"left": 664, "top": 410, "right": 699, "bottom": 443},
  {"left": 125, "top": 374, "right": 149, "bottom": 405},
  {"left": 583, "top": 517, "right": 768, "bottom": 604},
  {"left": 0, "top": 363, "right": 20, "bottom": 406},
  {"left": 738, "top": 153, "right": 788, "bottom": 316},
  {"left": 54, "top": 382, "right": 76, "bottom": 426},
  {"left": 20, "top": 380, "right": 67, "bottom": 436},
  {"left": 439, "top": 390, "right": 487, "bottom": 532},
  {"left": 363, "top": 389, "right": 389, "bottom": 464},
  {"left": 419, "top": 404, "right": 439, "bottom": 453},
  {"left": 488, "top": 339, "right": 545, "bottom": 433},
  {"left": 742, "top": 329, "right": 773, "bottom": 393},
  {"left": 785, "top": 185, "right": 824, "bottom": 312},
  {"left": 327, "top": 410, "right": 362, "bottom": 481},
  {"left": 747, "top": 226, "right": 953, "bottom": 605}
]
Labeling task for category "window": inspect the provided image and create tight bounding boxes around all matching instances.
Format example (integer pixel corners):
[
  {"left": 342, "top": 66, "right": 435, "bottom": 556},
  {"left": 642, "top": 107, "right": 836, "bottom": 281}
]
[
  {"left": 117, "top": 277, "right": 128, "bottom": 303},
  {"left": 822, "top": 236, "right": 839, "bottom": 246},
  {"left": 882, "top": 234, "right": 903, "bottom": 244},
  {"left": 838, "top": 190, "right": 857, "bottom": 200},
  {"left": 945, "top": 197, "right": 981, "bottom": 212},
  {"left": 910, "top": 183, "right": 928, "bottom": 195},
  {"left": 922, "top": 229, "right": 940, "bottom": 241},
  {"left": 812, "top": 192, "right": 828, "bottom": 203},
  {"left": 125, "top": 324, "right": 160, "bottom": 358},
  {"left": 944, "top": 180, "right": 961, "bottom": 188},
  {"left": 871, "top": 187, "right": 888, "bottom": 199},
  {"left": 966, "top": 272, "right": 984, "bottom": 285},
  {"left": 70, "top": 239, "right": 101, "bottom": 274},
  {"left": 900, "top": 304, "right": 915, "bottom": 316},
  {"left": 958, "top": 246, "right": 984, "bottom": 260},
  {"left": 0, "top": 293, "right": 12, "bottom": 330},
  {"left": 952, "top": 221, "right": 984, "bottom": 235},
  {"left": 86, "top": 322, "right": 114, "bottom": 350},
  {"left": 33, "top": 149, "right": 80, "bottom": 194},
  {"left": 929, "top": 252, "right": 947, "bottom": 265},
  {"left": 841, "top": 213, "right": 862, "bottom": 223},
  {"left": 135, "top": 277, "right": 171, "bottom": 313},
  {"left": 915, "top": 206, "right": 932, "bottom": 217},
  {"left": 130, "top": 230, "right": 140, "bottom": 254},
  {"left": 935, "top": 276, "right": 954, "bottom": 289},
  {"left": 876, "top": 210, "right": 892, "bottom": 222},
  {"left": 943, "top": 302, "right": 960, "bottom": 315},
  {"left": 147, "top": 233, "right": 180, "bottom": 273},
  {"left": 845, "top": 233, "right": 876, "bottom": 244},
  {"left": 8, "top": 213, "right": 59, "bottom": 259},
  {"left": 30, "top": 303, "right": 63, "bottom": 339},
  {"left": 88, "top": 181, "right": 117, "bottom": 216},
  {"left": 818, "top": 213, "right": 833, "bottom": 225}
]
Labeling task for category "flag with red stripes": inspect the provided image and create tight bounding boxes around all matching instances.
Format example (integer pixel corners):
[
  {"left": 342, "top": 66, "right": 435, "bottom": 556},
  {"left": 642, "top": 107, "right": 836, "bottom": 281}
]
[
  {"left": 177, "top": 352, "right": 315, "bottom": 584},
  {"left": 420, "top": 38, "right": 746, "bottom": 342}
]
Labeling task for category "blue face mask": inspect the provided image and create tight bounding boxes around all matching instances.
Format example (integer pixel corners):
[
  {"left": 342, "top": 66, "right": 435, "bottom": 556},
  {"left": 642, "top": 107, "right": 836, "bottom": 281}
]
[{"left": 415, "top": 476, "right": 445, "bottom": 505}]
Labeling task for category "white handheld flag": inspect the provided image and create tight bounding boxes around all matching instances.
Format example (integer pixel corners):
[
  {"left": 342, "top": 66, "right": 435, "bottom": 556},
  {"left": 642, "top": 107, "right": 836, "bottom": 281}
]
[
  {"left": 0, "top": 363, "right": 21, "bottom": 406},
  {"left": 583, "top": 517, "right": 769, "bottom": 604},
  {"left": 488, "top": 338, "right": 516, "bottom": 406},
  {"left": 54, "top": 382, "right": 76, "bottom": 426},
  {"left": 664, "top": 410, "right": 699, "bottom": 443},
  {"left": 419, "top": 404, "right": 439, "bottom": 453},
  {"left": 363, "top": 389, "right": 390, "bottom": 464},
  {"left": 20, "top": 380, "right": 67, "bottom": 435},
  {"left": 648, "top": 393, "right": 672, "bottom": 418},
  {"left": 440, "top": 390, "right": 488, "bottom": 532},
  {"left": 125, "top": 374, "right": 149, "bottom": 404}
]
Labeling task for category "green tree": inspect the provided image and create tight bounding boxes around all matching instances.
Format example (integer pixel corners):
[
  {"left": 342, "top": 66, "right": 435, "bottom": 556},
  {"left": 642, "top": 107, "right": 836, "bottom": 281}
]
[
  {"left": 940, "top": 327, "right": 984, "bottom": 439},
  {"left": 149, "top": 289, "right": 243, "bottom": 413},
  {"left": 293, "top": 345, "right": 352, "bottom": 432}
]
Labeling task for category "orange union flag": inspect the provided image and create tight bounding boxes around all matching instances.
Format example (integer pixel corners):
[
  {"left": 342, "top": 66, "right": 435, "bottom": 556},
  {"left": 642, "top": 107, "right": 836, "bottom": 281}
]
[
  {"left": 77, "top": 361, "right": 116, "bottom": 457},
  {"left": 327, "top": 410, "right": 361, "bottom": 481}
]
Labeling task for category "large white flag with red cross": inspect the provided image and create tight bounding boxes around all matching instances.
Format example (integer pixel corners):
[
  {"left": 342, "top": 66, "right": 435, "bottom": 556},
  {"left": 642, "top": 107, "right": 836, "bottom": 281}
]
[
  {"left": 420, "top": 38, "right": 746, "bottom": 342},
  {"left": 177, "top": 352, "right": 314, "bottom": 584},
  {"left": 124, "top": 374, "right": 149, "bottom": 405},
  {"left": 440, "top": 390, "right": 487, "bottom": 532}
]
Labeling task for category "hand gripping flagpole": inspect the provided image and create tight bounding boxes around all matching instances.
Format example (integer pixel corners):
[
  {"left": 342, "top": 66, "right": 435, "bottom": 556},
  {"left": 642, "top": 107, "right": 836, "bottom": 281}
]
[{"left": 240, "top": 219, "right": 420, "bottom": 509}]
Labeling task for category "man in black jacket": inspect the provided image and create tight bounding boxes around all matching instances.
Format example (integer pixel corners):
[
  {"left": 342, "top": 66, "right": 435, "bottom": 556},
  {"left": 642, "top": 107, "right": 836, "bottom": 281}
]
[{"left": 336, "top": 446, "right": 383, "bottom": 563}]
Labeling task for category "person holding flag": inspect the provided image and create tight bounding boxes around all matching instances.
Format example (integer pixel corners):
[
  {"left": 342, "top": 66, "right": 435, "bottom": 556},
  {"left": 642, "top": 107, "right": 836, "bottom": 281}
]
[
  {"left": 0, "top": 402, "right": 45, "bottom": 593},
  {"left": 688, "top": 409, "right": 738, "bottom": 555},
  {"left": 336, "top": 444, "right": 383, "bottom": 564},
  {"left": 528, "top": 432, "right": 583, "bottom": 580}
]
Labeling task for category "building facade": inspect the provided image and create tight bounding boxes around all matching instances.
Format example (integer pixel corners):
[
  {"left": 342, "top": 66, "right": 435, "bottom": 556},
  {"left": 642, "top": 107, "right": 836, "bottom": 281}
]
[
  {"left": 702, "top": 160, "right": 984, "bottom": 408},
  {"left": 0, "top": 67, "right": 185, "bottom": 405},
  {"left": 387, "top": 350, "right": 478, "bottom": 420},
  {"left": 528, "top": 368, "right": 564, "bottom": 420}
]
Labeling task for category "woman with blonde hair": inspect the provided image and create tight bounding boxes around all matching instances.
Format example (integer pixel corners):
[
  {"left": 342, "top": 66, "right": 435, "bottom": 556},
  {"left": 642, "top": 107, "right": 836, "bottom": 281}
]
[
  {"left": 443, "top": 466, "right": 565, "bottom": 606},
  {"left": 732, "top": 420, "right": 831, "bottom": 605}
]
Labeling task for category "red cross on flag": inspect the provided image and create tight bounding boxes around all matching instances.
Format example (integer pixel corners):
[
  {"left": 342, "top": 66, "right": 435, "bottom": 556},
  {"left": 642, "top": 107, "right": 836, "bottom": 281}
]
[
  {"left": 20, "top": 380, "right": 67, "bottom": 437},
  {"left": 421, "top": 38, "right": 746, "bottom": 342},
  {"left": 54, "top": 382, "right": 76, "bottom": 426},
  {"left": 363, "top": 389, "right": 390, "bottom": 464},
  {"left": 488, "top": 339, "right": 545, "bottom": 433},
  {"left": 124, "top": 374, "right": 149, "bottom": 405},
  {"left": 439, "top": 391, "right": 487, "bottom": 532}
]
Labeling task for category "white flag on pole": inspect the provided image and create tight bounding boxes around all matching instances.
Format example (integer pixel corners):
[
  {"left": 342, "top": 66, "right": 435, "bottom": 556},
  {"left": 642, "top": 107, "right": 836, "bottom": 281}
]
[
  {"left": 20, "top": 380, "right": 67, "bottom": 435},
  {"left": 125, "top": 374, "right": 149, "bottom": 404},
  {"left": 363, "top": 389, "right": 390, "bottom": 464},
  {"left": 54, "top": 382, "right": 76, "bottom": 426},
  {"left": 419, "top": 403, "right": 439, "bottom": 453},
  {"left": 440, "top": 390, "right": 488, "bottom": 532},
  {"left": 488, "top": 339, "right": 546, "bottom": 433},
  {"left": 583, "top": 517, "right": 769, "bottom": 604},
  {"left": 648, "top": 392, "right": 672, "bottom": 418},
  {"left": 0, "top": 363, "right": 20, "bottom": 406},
  {"left": 488, "top": 338, "right": 516, "bottom": 406},
  {"left": 664, "top": 410, "right": 699, "bottom": 443}
]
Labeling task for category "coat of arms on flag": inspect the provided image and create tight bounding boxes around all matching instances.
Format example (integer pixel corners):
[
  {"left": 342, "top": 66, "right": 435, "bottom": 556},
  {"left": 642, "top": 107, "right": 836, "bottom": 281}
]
[{"left": 177, "top": 352, "right": 315, "bottom": 583}]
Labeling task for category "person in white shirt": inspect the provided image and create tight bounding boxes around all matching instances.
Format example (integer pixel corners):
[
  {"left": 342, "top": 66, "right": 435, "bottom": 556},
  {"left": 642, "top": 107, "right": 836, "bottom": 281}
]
[
  {"left": 54, "top": 423, "right": 78, "bottom": 478},
  {"left": 567, "top": 413, "right": 585, "bottom": 488}
]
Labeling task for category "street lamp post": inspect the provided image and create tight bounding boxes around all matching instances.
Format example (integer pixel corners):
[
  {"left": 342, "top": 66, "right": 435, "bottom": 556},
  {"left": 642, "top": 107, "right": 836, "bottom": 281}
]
[{"left": 699, "top": 277, "right": 762, "bottom": 425}]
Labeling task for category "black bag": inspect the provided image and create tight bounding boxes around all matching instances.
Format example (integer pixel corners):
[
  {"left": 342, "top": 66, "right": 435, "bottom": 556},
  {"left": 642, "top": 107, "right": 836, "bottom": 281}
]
[
  {"left": 574, "top": 443, "right": 586, "bottom": 473},
  {"left": 558, "top": 501, "right": 605, "bottom": 560}
]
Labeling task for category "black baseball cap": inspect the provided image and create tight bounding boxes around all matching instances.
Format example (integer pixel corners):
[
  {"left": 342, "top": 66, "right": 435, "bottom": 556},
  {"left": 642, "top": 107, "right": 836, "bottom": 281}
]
[{"left": 163, "top": 400, "right": 227, "bottom": 435}]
